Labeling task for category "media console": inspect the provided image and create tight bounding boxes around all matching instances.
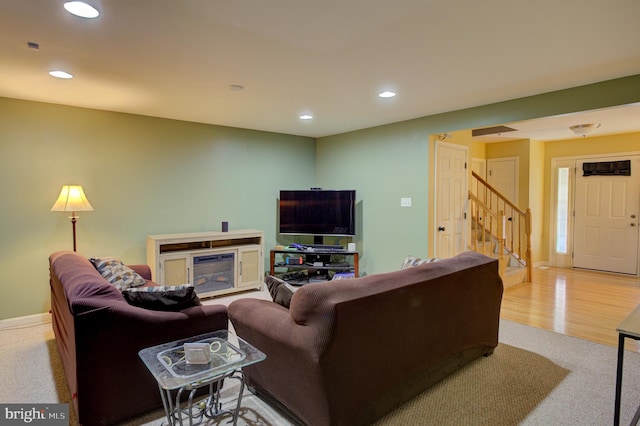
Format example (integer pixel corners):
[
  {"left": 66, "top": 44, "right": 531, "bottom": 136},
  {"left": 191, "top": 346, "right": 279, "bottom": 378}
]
[
  {"left": 269, "top": 247, "right": 359, "bottom": 285},
  {"left": 147, "top": 230, "right": 264, "bottom": 298}
]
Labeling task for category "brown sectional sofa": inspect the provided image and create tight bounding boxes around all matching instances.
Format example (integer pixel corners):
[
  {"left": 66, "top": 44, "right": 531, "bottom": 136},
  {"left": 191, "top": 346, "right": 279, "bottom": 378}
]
[
  {"left": 228, "top": 251, "right": 503, "bottom": 426},
  {"left": 49, "top": 251, "right": 229, "bottom": 425}
]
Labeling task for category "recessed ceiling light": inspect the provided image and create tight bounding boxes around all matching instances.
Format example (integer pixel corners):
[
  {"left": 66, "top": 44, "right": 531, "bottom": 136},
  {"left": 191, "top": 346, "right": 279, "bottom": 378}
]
[
  {"left": 64, "top": 1, "right": 100, "bottom": 18},
  {"left": 49, "top": 70, "right": 74, "bottom": 79},
  {"left": 299, "top": 114, "right": 313, "bottom": 120},
  {"left": 229, "top": 84, "right": 244, "bottom": 91},
  {"left": 378, "top": 91, "right": 396, "bottom": 98}
]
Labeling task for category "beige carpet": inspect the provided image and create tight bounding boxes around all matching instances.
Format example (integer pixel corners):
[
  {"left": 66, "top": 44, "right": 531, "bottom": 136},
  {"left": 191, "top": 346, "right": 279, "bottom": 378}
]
[
  {"left": 373, "top": 343, "right": 568, "bottom": 425},
  {"left": 121, "top": 342, "right": 566, "bottom": 426},
  {"left": 2, "top": 318, "right": 640, "bottom": 425}
]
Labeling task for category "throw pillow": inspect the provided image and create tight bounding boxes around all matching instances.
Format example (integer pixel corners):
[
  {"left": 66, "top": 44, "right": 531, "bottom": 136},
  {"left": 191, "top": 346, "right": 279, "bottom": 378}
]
[
  {"left": 122, "top": 284, "right": 200, "bottom": 311},
  {"left": 264, "top": 275, "right": 296, "bottom": 308},
  {"left": 89, "top": 257, "right": 147, "bottom": 290},
  {"left": 400, "top": 255, "right": 440, "bottom": 269}
]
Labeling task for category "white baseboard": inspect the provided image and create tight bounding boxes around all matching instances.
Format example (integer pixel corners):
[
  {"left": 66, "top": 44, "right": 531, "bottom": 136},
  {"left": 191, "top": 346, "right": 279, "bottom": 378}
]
[{"left": 0, "top": 312, "right": 51, "bottom": 329}]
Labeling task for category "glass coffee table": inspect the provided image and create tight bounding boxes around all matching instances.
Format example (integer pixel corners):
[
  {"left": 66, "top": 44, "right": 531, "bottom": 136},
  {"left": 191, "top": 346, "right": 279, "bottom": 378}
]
[
  {"left": 614, "top": 305, "right": 640, "bottom": 426},
  {"left": 139, "top": 330, "right": 266, "bottom": 426}
]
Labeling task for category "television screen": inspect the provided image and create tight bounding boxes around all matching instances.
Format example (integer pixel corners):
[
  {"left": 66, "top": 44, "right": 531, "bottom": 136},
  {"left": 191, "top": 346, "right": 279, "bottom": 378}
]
[{"left": 279, "top": 190, "right": 356, "bottom": 236}]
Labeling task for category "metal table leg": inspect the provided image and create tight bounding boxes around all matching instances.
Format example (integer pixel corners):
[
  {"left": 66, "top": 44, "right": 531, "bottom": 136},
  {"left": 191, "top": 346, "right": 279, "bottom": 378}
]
[
  {"left": 615, "top": 332, "right": 625, "bottom": 426},
  {"left": 158, "top": 370, "right": 248, "bottom": 426}
]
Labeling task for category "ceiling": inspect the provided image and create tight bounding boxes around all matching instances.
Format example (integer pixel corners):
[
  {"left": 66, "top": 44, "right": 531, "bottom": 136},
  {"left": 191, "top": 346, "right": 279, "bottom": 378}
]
[
  {"left": 1, "top": 0, "right": 639, "bottom": 139},
  {"left": 471, "top": 103, "right": 640, "bottom": 143}
]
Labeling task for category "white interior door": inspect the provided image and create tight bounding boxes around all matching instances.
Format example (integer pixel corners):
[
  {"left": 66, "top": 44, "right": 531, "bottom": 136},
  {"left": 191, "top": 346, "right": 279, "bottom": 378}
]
[
  {"left": 488, "top": 157, "right": 518, "bottom": 205},
  {"left": 435, "top": 142, "right": 468, "bottom": 258},
  {"left": 573, "top": 156, "right": 640, "bottom": 274}
]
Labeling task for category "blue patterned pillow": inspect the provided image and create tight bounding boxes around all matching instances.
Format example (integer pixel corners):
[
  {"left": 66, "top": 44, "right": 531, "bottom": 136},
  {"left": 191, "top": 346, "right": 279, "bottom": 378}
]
[
  {"left": 122, "top": 284, "right": 200, "bottom": 311},
  {"left": 401, "top": 255, "right": 440, "bottom": 269},
  {"left": 90, "top": 257, "right": 147, "bottom": 290}
]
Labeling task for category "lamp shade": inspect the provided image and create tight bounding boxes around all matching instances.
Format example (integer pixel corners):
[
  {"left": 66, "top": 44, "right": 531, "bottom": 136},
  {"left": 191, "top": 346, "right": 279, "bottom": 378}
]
[{"left": 51, "top": 185, "right": 94, "bottom": 212}]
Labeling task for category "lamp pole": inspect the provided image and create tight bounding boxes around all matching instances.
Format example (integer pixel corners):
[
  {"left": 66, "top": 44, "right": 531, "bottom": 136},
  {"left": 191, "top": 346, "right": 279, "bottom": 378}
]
[{"left": 71, "top": 214, "right": 78, "bottom": 252}]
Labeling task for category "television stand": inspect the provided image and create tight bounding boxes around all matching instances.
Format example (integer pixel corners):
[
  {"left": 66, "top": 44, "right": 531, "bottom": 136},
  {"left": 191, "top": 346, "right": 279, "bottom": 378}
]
[{"left": 269, "top": 247, "right": 359, "bottom": 281}]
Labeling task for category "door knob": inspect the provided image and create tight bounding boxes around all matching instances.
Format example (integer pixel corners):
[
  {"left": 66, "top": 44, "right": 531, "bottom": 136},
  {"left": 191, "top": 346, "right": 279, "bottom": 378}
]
[
  {"left": 632, "top": 223, "right": 637, "bottom": 227},
  {"left": 632, "top": 214, "right": 637, "bottom": 219},
  {"left": 438, "top": 226, "right": 446, "bottom": 232}
]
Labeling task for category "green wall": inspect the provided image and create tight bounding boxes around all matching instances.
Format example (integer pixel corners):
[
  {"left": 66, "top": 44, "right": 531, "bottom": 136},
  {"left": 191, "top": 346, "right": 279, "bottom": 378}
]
[
  {"left": 0, "top": 98, "right": 315, "bottom": 319},
  {"left": 2, "top": 74, "right": 639, "bottom": 319},
  {"left": 317, "top": 74, "right": 640, "bottom": 274},
  {"left": 316, "top": 121, "right": 431, "bottom": 274}
]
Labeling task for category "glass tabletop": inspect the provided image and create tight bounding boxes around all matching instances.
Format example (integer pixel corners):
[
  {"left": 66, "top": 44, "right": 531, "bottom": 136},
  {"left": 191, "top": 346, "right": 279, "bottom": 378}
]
[
  {"left": 618, "top": 304, "right": 640, "bottom": 339},
  {"left": 139, "top": 330, "right": 265, "bottom": 390}
]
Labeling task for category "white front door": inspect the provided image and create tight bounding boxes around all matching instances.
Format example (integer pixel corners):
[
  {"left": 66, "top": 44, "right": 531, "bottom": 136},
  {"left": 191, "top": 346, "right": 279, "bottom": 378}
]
[
  {"left": 573, "top": 156, "right": 640, "bottom": 274},
  {"left": 435, "top": 142, "right": 468, "bottom": 258}
]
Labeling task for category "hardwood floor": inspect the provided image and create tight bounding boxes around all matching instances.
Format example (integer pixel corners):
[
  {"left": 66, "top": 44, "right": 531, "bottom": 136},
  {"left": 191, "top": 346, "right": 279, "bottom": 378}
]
[{"left": 500, "top": 266, "right": 640, "bottom": 352}]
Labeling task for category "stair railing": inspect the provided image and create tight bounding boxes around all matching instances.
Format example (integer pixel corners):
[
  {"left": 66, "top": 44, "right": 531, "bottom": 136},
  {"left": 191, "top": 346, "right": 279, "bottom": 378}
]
[{"left": 469, "top": 171, "right": 532, "bottom": 282}]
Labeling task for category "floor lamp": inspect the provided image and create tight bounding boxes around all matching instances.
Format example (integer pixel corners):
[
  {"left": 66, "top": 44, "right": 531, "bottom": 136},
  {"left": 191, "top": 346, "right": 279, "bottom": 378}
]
[{"left": 51, "top": 185, "right": 94, "bottom": 252}]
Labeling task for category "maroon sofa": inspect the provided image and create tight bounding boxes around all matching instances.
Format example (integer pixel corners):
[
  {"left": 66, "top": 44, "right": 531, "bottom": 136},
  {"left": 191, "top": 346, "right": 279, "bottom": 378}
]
[
  {"left": 229, "top": 251, "right": 503, "bottom": 426},
  {"left": 49, "top": 251, "right": 228, "bottom": 425}
]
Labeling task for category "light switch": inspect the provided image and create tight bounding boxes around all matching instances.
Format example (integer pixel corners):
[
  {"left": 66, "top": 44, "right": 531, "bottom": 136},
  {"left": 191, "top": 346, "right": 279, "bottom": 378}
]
[{"left": 401, "top": 197, "right": 412, "bottom": 207}]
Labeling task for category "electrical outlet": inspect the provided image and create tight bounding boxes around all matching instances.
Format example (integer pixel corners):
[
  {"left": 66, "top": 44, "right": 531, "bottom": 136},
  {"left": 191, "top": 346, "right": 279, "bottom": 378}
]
[{"left": 401, "top": 197, "right": 412, "bottom": 207}]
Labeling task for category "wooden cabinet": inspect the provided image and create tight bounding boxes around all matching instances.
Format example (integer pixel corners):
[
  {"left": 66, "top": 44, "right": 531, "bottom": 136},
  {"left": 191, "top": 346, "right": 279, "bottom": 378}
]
[
  {"left": 237, "top": 245, "right": 262, "bottom": 288},
  {"left": 146, "top": 230, "right": 264, "bottom": 298},
  {"left": 160, "top": 254, "right": 188, "bottom": 285}
]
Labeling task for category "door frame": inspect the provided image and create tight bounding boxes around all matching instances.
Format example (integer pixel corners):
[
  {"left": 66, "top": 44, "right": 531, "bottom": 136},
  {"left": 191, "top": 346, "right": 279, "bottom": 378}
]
[{"left": 549, "top": 151, "right": 640, "bottom": 275}]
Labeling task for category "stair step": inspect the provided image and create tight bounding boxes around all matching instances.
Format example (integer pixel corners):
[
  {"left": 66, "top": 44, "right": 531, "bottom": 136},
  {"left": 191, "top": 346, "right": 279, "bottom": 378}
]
[
  {"left": 467, "top": 247, "right": 527, "bottom": 288},
  {"left": 468, "top": 242, "right": 494, "bottom": 254},
  {"left": 503, "top": 266, "right": 527, "bottom": 289}
]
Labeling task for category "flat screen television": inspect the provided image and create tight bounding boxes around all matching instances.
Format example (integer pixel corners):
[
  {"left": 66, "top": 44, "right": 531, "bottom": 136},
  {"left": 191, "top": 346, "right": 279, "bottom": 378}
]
[{"left": 279, "top": 189, "right": 356, "bottom": 237}]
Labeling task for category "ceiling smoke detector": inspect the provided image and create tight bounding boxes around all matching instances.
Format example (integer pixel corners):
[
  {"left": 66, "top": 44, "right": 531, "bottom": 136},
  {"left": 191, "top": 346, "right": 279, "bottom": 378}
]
[{"left": 570, "top": 123, "right": 601, "bottom": 137}]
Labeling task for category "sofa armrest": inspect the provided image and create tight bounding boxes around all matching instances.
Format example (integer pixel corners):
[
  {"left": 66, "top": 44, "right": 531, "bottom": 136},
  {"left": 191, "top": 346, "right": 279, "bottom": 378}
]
[
  {"left": 229, "top": 298, "right": 328, "bottom": 355},
  {"left": 229, "top": 300, "right": 291, "bottom": 348},
  {"left": 71, "top": 302, "right": 228, "bottom": 424},
  {"left": 229, "top": 298, "right": 334, "bottom": 424},
  {"left": 128, "top": 264, "right": 152, "bottom": 281}
]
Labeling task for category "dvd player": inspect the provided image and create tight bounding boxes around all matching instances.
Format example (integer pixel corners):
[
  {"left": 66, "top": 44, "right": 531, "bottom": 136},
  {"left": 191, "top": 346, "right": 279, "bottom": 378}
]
[{"left": 306, "top": 244, "right": 344, "bottom": 250}]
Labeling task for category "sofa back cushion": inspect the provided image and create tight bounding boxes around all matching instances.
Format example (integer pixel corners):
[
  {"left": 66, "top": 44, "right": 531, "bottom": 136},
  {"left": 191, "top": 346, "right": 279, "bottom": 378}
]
[
  {"left": 288, "top": 260, "right": 433, "bottom": 325},
  {"left": 400, "top": 255, "right": 440, "bottom": 269},
  {"left": 289, "top": 251, "right": 500, "bottom": 328}
]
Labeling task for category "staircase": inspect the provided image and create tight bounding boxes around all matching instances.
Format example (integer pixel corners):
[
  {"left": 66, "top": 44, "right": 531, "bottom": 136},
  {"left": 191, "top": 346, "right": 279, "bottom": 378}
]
[{"left": 468, "top": 171, "right": 532, "bottom": 288}]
